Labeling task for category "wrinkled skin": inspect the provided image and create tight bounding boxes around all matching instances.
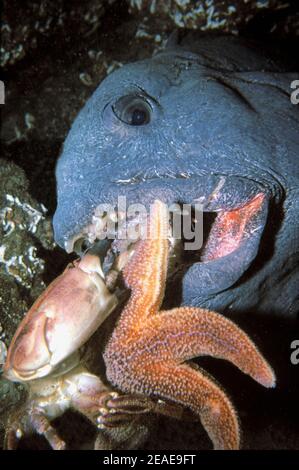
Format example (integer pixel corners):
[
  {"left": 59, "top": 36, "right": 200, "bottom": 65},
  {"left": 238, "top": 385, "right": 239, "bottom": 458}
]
[{"left": 53, "top": 33, "right": 299, "bottom": 320}]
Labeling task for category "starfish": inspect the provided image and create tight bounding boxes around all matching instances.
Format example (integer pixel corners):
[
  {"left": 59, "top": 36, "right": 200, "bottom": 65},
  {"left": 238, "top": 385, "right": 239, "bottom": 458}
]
[{"left": 104, "top": 200, "right": 276, "bottom": 450}]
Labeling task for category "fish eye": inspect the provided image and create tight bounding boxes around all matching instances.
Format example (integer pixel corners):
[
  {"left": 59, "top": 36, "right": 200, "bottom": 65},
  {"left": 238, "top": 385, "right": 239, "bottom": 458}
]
[{"left": 112, "top": 95, "right": 152, "bottom": 126}]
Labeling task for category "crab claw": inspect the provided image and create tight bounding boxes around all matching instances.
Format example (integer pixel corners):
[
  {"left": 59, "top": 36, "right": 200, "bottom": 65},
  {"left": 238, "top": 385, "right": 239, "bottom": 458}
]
[{"left": 3, "top": 253, "right": 118, "bottom": 382}]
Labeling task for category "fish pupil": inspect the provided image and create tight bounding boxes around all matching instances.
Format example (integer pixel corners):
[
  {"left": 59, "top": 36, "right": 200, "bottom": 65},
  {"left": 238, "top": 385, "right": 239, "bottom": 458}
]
[{"left": 131, "top": 108, "right": 147, "bottom": 125}]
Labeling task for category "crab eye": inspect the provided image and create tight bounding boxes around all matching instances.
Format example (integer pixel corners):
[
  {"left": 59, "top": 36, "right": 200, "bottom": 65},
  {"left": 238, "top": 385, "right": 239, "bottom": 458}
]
[{"left": 112, "top": 95, "right": 152, "bottom": 126}]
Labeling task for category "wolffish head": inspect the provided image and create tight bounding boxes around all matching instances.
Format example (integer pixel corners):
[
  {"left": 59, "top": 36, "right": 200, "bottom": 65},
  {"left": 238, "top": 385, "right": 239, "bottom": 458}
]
[{"left": 53, "top": 35, "right": 299, "bottom": 313}]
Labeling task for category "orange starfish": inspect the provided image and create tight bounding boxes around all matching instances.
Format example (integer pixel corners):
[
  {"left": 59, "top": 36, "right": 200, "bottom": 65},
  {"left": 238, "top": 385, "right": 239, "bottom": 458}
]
[{"left": 104, "top": 200, "right": 276, "bottom": 450}]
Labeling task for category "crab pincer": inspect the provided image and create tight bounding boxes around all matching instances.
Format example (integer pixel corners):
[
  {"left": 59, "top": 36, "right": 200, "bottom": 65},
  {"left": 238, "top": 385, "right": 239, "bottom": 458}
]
[{"left": 4, "top": 253, "right": 117, "bottom": 382}]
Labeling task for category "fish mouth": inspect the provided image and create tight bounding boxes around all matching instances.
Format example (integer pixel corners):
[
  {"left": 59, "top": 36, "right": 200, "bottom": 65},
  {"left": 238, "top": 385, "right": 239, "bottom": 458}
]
[{"left": 59, "top": 175, "right": 269, "bottom": 299}]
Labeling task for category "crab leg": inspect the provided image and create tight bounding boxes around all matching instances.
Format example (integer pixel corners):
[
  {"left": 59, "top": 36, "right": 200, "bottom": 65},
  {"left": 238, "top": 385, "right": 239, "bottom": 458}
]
[
  {"left": 4, "top": 365, "right": 174, "bottom": 450},
  {"left": 30, "top": 414, "right": 66, "bottom": 450},
  {"left": 5, "top": 407, "right": 66, "bottom": 450},
  {"left": 58, "top": 366, "right": 182, "bottom": 431}
]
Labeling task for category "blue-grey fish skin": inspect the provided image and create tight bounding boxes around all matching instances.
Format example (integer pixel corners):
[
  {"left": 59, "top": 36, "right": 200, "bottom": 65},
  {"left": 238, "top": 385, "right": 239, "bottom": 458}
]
[{"left": 53, "top": 35, "right": 299, "bottom": 318}]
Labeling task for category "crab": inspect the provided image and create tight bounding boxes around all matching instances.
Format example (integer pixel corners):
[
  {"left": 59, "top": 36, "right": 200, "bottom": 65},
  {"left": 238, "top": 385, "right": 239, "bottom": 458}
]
[{"left": 2, "top": 249, "right": 184, "bottom": 450}]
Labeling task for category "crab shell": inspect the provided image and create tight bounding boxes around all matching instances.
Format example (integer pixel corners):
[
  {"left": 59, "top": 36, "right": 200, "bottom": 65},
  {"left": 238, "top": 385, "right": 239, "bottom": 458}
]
[{"left": 3, "top": 253, "right": 118, "bottom": 382}]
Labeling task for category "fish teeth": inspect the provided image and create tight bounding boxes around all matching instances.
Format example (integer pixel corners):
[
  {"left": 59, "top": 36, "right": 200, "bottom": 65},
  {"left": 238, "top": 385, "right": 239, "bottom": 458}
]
[
  {"left": 64, "top": 233, "right": 83, "bottom": 254},
  {"left": 108, "top": 212, "right": 118, "bottom": 223},
  {"left": 92, "top": 215, "right": 107, "bottom": 236},
  {"left": 64, "top": 239, "right": 74, "bottom": 253},
  {"left": 87, "top": 231, "right": 97, "bottom": 244}
]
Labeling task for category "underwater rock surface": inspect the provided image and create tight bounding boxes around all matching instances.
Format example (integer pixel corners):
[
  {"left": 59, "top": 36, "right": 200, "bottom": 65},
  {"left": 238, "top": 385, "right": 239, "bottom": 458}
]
[
  {"left": 1, "top": 0, "right": 115, "bottom": 68},
  {"left": 129, "top": 0, "right": 299, "bottom": 35},
  {"left": 0, "top": 160, "right": 55, "bottom": 441}
]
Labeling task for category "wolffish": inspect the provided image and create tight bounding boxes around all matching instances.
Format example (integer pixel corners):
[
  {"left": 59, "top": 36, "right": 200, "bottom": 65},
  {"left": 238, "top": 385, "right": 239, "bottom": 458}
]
[{"left": 53, "top": 33, "right": 299, "bottom": 319}]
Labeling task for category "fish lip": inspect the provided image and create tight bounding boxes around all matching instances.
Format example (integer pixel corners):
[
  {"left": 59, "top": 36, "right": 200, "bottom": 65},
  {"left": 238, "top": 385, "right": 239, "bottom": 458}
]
[
  {"left": 54, "top": 174, "right": 271, "bottom": 291},
  {"left": 65, "top": 192, "right": 267, "bottom": 250},
  {"left": 53, "top": 173, "right": 274, "bottom": 252},
  {"left": 59, "top": 183, "right": 269, "bottom": 298}
]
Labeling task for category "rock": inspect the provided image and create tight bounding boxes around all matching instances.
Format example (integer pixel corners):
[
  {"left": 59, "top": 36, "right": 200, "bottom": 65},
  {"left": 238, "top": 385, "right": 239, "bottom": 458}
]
[
  {"left": 0, "top": 159, "right": 66, "bottom": 442},
  {"left": 128, "top": 0, "right": 296, "bottom": 34},
  {"left": 1, "top": 0, "right": 115, "bottom": 69}
]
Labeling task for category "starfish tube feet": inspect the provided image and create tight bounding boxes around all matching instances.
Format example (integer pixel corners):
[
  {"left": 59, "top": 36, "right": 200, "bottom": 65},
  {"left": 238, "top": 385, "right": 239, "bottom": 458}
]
[{"left": 104, "top": 200, "right": 276, "bottom": 450}]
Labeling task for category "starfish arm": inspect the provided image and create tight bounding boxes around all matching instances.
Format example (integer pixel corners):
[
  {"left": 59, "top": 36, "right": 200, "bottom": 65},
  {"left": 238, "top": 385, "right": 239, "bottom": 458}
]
[
  {"left": 117, "top": 361, "right": 240, "bottom": 450},
  {"left": 115, "top": 200, "right": 169, "bottom": 334},
  {"left": 135, "top": 307, "right": 276, "bottom": 388},
  {"left": 104, "top": 198, "right": 277, "bottom": 451}
]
